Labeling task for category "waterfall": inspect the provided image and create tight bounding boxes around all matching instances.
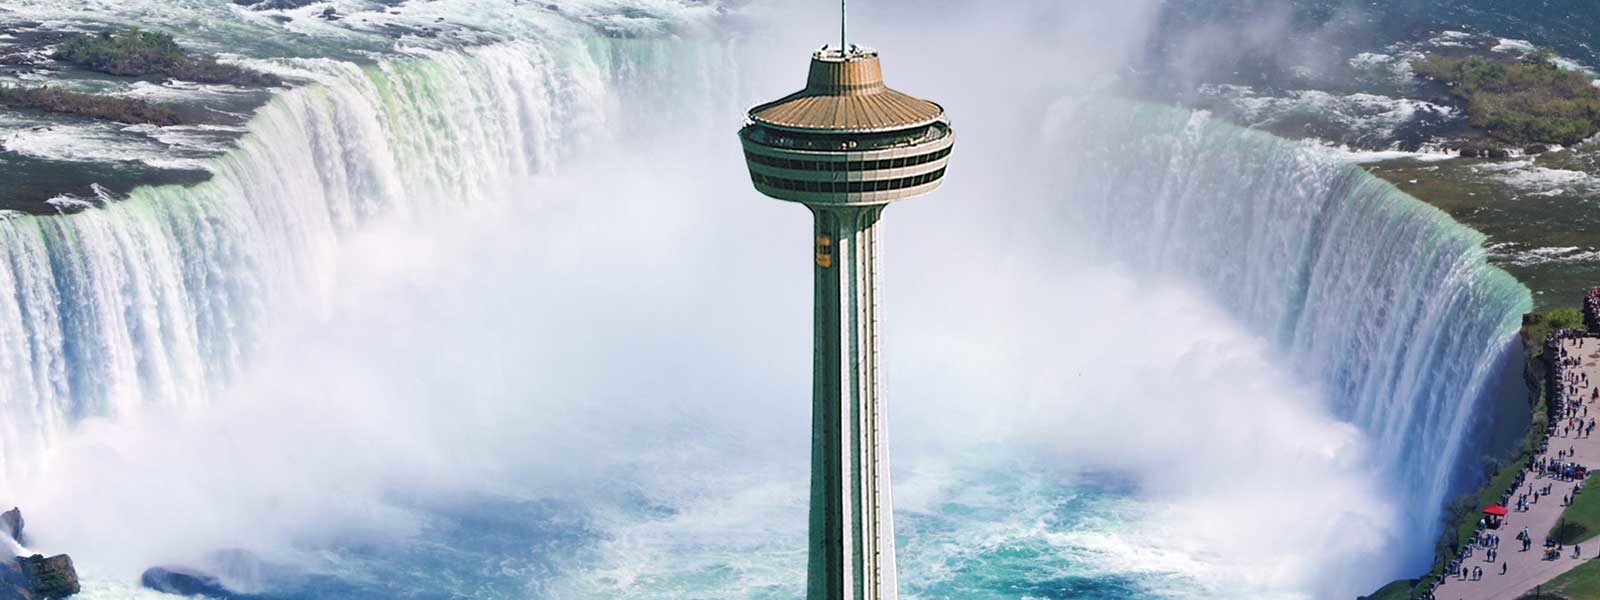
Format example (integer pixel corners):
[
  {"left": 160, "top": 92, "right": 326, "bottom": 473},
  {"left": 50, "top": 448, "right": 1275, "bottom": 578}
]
[
  {"left": 0, "top": 20, "right": 1538, "bottom": 590},
  {"left": 0, "top": 37, "right": 738, "bottom": 490},
  {"left": 1050, "top": 100, "right": 1533, "bottom": 565}
]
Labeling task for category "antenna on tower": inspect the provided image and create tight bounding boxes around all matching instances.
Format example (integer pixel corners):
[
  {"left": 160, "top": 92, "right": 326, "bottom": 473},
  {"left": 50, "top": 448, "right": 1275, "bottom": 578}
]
[{"left": 840, "top": 0, "right": 847, "bottom": 56}]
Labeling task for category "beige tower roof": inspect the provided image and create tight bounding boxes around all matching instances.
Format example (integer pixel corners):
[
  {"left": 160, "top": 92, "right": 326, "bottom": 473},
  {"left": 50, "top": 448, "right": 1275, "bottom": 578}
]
[{"left": 748, "top": 50, "right": 944, "bottom": 133}]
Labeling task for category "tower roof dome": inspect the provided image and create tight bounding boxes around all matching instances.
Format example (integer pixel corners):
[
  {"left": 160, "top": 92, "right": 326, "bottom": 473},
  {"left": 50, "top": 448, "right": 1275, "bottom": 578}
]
[{"left": 748, "top": 49, "right": 944, "bottom": 133}]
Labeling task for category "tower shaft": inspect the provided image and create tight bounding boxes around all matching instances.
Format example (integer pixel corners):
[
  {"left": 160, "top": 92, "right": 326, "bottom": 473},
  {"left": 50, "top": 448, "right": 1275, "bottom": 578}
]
[
  {"left": 740, "top": 40, "right": 950, "bottom": 600},
  {"left": 807, "top": 205, "right": 897, "bottom": 600}
]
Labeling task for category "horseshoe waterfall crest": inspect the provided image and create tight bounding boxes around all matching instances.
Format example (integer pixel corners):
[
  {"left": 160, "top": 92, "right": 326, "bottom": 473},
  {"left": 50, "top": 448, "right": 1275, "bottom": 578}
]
[
  {"left": 1053, "top": 100, "right": 1533, "bottom": 565},
  {"left": 0, "top": 38, "right": 728, "bottom": 489},
  {"left": 0, "top": 34, "right": 1535, "bottom": 588}
]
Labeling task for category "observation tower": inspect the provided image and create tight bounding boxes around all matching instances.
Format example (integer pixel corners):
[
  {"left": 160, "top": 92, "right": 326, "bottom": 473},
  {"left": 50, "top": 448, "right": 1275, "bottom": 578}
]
[{"left": 737, "top": 3, "right": 954, "bottom": 598}]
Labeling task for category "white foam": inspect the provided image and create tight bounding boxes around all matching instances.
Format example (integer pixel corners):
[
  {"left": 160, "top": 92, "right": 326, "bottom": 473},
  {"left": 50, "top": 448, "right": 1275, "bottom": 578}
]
[
  {"left": 1493, "top": 38, "right": 1536, "bottom": 54},
  {"left": 117, "top": 79, "right": 259, "bottom": 104},
  {"left": 1303, "top": 140, "right": 1458, "bottom": 164},
  {"left": 1549, "top": 55, "right": 1593, "bottom": 74},
  {"left": 1471, "top": 159, "right": 1591, "bottom": 191},
  {"left": 0, "top": 118, "right": 212, "bottom": 170},
  {"left": 43, "top": 195, "right": 94, "bottom": 211},
  {"left": 1501, "top": 167, "right": 1588, "bottom": 188},
  {"left": 1347, "top": 51, "right": 1423, "bottom": 84},
  {"left": 1197, "top": 84, "right": 1457, "bottom": 142},
  {"left": 1489, "top": 245, "right": 1600, "bottom": 267},
  {"left": 1430, "top": 30, "right": 1474, "bottom": 48},
  {"left": 1349, "top": 52, "right": 1394, "bottom": 69}
]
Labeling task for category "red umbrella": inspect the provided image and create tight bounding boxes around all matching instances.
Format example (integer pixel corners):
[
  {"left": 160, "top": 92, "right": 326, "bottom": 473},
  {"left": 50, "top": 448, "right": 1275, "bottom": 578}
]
[{"left": 1484, "top": 504, "right": 1509, "bottom": 517}]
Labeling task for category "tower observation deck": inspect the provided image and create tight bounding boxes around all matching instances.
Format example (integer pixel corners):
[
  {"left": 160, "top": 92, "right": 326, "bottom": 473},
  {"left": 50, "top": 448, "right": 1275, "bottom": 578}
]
[{"left": 737, "top": 13, "right": 954, "bottom": 600}]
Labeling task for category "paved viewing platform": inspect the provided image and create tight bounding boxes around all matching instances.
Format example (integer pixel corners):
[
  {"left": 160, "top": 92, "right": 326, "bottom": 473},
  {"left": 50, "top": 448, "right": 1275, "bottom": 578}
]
[{"left": 1440, "top": 334, "right": 1600, "bottom": 600}]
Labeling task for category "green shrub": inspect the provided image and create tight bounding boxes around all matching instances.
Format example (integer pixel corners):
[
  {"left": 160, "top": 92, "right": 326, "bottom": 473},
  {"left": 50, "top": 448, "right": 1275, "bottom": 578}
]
[
  {"left": 1524, "top": 307, "right": 1586, "bottom": 358},
  {"left": 55, "top": 29, "right": 183, "bottom": 76},
  {"left": 1413, "top": 53, "right": 1600, "bottom": 145},
  {"left": 54, "top": 28, "right": 280, "bottom": 87}
]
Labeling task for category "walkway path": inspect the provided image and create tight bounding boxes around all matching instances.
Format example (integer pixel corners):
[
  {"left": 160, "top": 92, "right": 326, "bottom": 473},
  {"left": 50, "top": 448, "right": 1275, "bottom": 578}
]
[{"left": 1441, "top": 336, "right": 1600, "bottom": 600}]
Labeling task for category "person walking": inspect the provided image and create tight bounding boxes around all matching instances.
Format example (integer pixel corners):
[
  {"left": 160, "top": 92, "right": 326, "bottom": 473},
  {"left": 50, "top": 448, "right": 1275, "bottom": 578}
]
[{"left": 1502, "top": 561, "right": 1508, "bottom": 575}]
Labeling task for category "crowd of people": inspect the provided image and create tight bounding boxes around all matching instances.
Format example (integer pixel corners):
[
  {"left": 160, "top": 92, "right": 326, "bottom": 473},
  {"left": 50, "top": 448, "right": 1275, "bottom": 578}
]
[
  {"left": 1584, "top": 287, "right": 1600, "bottom": 332},
  {"left": 1413, "top": 300, "right": 1600, "bottom": 600},
  {"left": 1473, "top": 530, "right": 1503, "bottom": 563},
  {"left": 1534, "top": 453, "right": 1589, "bottom": 481},
  {"left": 1421, "top": 327, "right": 1596, "bottom": 598},
  {"left": 1515, "top": 480, "right": 1556, "bottom": 513},
  {"left": 1529, "top": 331, "right": 1595, "bottom": 563},
  {"left": 1441, "top": 528, "right": 1516, "bottom": 593},
  {"left": 1546, "top": 329, "right": 1590, "bottom": 442}
]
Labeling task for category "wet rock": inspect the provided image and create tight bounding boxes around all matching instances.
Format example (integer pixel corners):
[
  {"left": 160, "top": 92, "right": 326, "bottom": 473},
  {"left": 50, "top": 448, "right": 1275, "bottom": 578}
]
[
  {"left": 14, "top": 556, "right": 78, "bottom": 598},
  {"left": 0, "top": 508, "right": 21, "bottom": 546},
  {"left": 1458, "top": 144, "right": 1510, "bottom": 159},
  {"left": 1526, "top": 144, "right": 1551, "bottom": 155},
  {"left": 1, "top": 557, "right": 28, "bottom": 599},
  {"left": 141, "top": 566, "right": 236, "bottom": 598},
  {"left": 0, "top": 54, "right": 38, "bottom": 67},
  {"left": 231, "top": 0, "right": 318, "bottom": 10}
]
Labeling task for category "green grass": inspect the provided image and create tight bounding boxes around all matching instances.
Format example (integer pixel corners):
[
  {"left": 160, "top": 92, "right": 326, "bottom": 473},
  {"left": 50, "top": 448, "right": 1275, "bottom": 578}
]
[
  {"left": 1359, "top": 578, "right": 1418, "bottom": 600},
  {"left": 1526, "top": 308, "right": 1587, "bottom": 359},
  {"left": 1413, "top": 53, "right": 1600, "bottom": 145},
  {"left": 1517, "top": 557, "right": 1600, "bottom": 599},
  {"left": 1552, "top": 473, "right": 1600, "bottom": 545}
]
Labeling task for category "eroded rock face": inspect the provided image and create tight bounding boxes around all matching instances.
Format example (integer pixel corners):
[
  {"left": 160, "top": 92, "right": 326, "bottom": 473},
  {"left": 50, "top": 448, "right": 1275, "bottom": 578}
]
[
  {"left": 1, "top": 557, "right": 31, "bottom": 599},
  {"left": 21, "top": 555, "right": 78, "bottom": 599},
  {"left": 0, "top": 509, "right": 21, "bottom": 546},
  {"left": 141, "top": 566, "right": 236, "bottom": 598}
]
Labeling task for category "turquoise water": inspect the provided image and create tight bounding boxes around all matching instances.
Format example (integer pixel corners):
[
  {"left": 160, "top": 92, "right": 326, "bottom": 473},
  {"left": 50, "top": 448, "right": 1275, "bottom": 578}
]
[{"left": 100, "top": 472, "right": 1183, "bottom": 600}]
